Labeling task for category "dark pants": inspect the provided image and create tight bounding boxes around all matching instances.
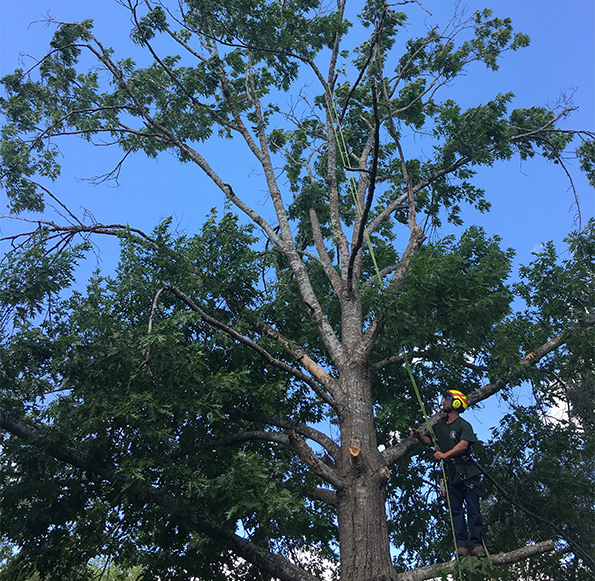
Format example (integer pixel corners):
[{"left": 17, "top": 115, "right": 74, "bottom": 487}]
[{"left": 447, "top": 476, "right": 483, "bottom": 548}]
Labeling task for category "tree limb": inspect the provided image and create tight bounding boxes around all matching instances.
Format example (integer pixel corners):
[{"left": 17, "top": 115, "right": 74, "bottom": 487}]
[
  {"left": 249, "top": 318, "right": 337, "bottom": 404},
  {"left": 288, "top": 430, "right": 343, "bottom": 489},
  {"left": 311, "top": 487, "right": 338, "bottom": 507},
  {"left": 382, "top": 321, "right": 591, "bottom": 466},
  {"left": 346, "top": 81, "right": 381, "bottom": 294},
  {"left": 164, "top": 285, "right": 339, "bottom": 409},
  {"left": 393, "top": 540, "right": 557, "bottom": 581},
  {"left": 233, "top": 409, "right": 341, "bottom": 462},
  {"left": 362, "top": 222, "right": 425, "bottom": 353}
]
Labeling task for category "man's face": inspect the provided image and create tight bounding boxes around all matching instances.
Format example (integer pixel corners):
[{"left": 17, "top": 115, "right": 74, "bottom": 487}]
[{"left": 441, "top": 394, "right": 454, "bottom": 411}]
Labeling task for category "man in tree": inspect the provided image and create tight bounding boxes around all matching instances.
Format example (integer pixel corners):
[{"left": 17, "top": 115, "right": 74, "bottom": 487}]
[
  {"left": 411, "top": 390, "right": 485, "bottom": 558},
  {"left": 0, "top": 0, "right": 593, "bottom": 579}
]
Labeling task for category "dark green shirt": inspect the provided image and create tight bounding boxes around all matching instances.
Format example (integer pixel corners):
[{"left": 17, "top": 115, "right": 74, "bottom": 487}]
[{"left": 434, "top": 416, "right": 479, "bottom": 480}]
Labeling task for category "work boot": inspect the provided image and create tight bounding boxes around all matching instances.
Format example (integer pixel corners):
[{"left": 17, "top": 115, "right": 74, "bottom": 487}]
[
  {"left": 471, "top": 545, "right": 486, "bottom": 557},
  {"left": 456, "top": 547, "right": 469, "bottom": 557}
]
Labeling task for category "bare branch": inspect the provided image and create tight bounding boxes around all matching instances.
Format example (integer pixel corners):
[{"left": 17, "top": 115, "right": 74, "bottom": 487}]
[
  {"left": 232, "top": 409, "right": 341, "bottom": 462},
  {"left": 0, "top": 217, "right": 159, "bottom": 248},
  {"left": 371, "top": 349, "right": 431, "bottom": 371},
  {"left": 250, "top": 317, "right": 337, "bottom": 405},
  {"left": 346, "top": 81, "right": 381, "bottom": 294}
]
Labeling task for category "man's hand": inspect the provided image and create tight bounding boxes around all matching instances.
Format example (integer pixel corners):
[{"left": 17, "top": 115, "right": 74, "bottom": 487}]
[
  {"left": 410, "top": 428, "right": 422, "bottom": 440},
  {"left": 434, "top": 440, "right": 469, "bottom": 462},
  {"left": 410, "top": 428, "right": 432, "bottom": 447}
]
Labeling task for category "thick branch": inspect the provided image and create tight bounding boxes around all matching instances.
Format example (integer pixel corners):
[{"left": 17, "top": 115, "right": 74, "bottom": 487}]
[
  {"left": 0, "top": 409, "right": 116, "bottom": 483},
  {"left": 250, "top": 318, "right": 337, "bottom": 405},
  {"left": 394, "top": 541, "right": 557, "bottom": 581},
  {"left": 311, "top": 487, "right": 338, "bottom": 507},
  {"left": 317, "top": 24, "right": 350, "bottom": 272},
  {"left": 346, "top": 82, "right": 381, "bottom": 294},
  {"left": 234, "top": 410, "right": 341, "bottom": 462},
  {"left": 164, "top": 286, "right": 336, "bottom": 406},
  {"left": 308, "top": 206, "right": 344, "bottom": 296}
]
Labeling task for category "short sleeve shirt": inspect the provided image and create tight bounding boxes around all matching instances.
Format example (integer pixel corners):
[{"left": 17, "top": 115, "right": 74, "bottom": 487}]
[{"left": 434, "top": 416, "right": 479, "bottom": 480}]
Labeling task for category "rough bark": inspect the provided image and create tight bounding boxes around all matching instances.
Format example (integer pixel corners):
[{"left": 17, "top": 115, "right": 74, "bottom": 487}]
[{"left": 334, "top": 360, "right": 394, "bottom": 581}]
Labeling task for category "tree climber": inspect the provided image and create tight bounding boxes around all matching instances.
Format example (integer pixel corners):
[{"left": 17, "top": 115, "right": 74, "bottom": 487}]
[{"left": 410, "top": 390, "right": 486, "bottom": 558}]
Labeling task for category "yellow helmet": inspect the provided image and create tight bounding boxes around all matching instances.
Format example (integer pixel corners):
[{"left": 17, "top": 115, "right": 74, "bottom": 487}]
[{"left": 444, "top": 390, "right": 468, "bottom": 411}]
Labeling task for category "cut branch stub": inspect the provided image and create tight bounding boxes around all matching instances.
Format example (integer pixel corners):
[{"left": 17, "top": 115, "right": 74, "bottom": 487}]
[
  {"left": 349, "top": 445, "right": 361, "bottom": 457},
  {"left": 349, "top": 445, "right": 365, "bottom": 477}
]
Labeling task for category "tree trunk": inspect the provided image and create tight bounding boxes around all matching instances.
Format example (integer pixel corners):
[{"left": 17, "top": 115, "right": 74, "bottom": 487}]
[{"left": 336, "top": 362, "right": 394, "bottom": 581}]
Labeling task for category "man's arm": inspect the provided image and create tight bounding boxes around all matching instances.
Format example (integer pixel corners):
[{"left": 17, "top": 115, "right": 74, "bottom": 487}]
[{"left": 434, "top": 440, "right": 469, "bottom": 461}]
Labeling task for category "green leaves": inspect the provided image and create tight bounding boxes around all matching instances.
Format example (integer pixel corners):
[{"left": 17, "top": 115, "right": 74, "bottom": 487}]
[
  {"left": 481, "top": 407, "right": 595, "bottom": 575},
  {"left": 471, "top": 9, "right": 530, "bottom": 70},
  {"left": 0, "top": 2, "right": 592, "bottom": 579},
  {"left": 434, "top": 93, "right": 515, "bottom": 165},
  {"left": 578, "top": 139, "right": 595, "bottom": 187},
  {"left": 131, "top": 7, "right": 168, "bottom": 44}
]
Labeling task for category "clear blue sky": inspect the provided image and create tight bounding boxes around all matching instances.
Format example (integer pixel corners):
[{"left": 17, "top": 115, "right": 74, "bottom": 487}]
[
  {"left": 0, "top": 1, "right": 594, "bottom": 436},
  {"left": 1, "top": 1, "right": 593, "bottom": 260}
]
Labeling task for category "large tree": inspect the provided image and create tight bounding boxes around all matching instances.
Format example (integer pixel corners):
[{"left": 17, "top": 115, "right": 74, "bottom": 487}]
[{"left": 1, "top": 1, "right": 594, "bottom": 580}]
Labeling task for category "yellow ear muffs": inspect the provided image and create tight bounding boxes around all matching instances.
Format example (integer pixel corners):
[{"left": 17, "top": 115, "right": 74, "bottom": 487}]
[{"left": 452, "top": 398, "right": 461, "bottom": 409}]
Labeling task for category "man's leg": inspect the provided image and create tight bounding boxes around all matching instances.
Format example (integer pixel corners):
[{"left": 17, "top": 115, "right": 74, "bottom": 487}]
[
  {"left": 447, "top": 482, "right": 468, "bottom": 551},
  {"left": 465, "top": 477, "right": 484, "bottom": 551}
]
